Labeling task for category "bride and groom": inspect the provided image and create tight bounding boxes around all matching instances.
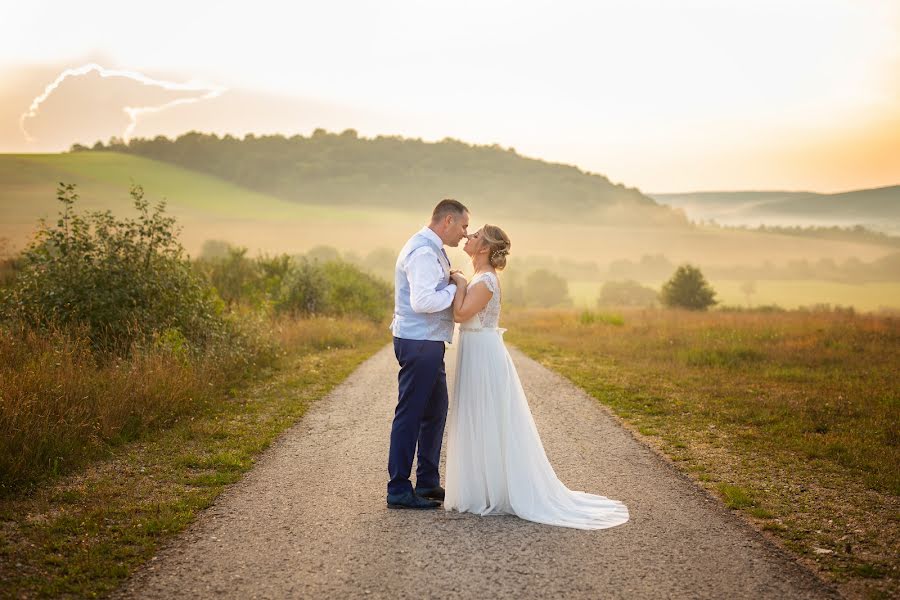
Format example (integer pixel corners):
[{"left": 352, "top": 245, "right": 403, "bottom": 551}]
[{"left": 387, "top": 199, "right": 629, "bottom": 530}]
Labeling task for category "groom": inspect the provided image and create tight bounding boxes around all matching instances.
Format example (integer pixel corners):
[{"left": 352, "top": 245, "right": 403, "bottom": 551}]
[{"left": 387, "top": 199, "right": 470, "bottom": 509}]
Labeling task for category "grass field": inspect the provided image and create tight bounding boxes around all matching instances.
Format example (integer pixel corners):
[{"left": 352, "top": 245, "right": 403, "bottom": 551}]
[
  {"left": 505, "top": 307, "right": 899, "bottom": 599},
  {"left": 0, "top": 317, "right": 389, "bottom": 598},
  {"left": 0, "top": 152, "right": 371, "bottom": 221},
  {"left": 567, "top": 279, "right": 900, "bottom": 311}
]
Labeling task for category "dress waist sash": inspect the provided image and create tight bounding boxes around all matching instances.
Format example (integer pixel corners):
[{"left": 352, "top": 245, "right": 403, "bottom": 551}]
[{"left": 459, "top": 326, "right": 507, "bottom": 334}]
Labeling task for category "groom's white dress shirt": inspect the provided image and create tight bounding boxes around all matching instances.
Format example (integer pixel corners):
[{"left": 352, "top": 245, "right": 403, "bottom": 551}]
[{"left": 403, "top": 226, "right": 457, "bottom": 313}]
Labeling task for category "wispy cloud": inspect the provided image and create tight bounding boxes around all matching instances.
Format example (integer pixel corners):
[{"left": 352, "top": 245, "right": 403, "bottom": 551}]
[{"left": 19, "top": 63, "right": 227, "bottom": 143}]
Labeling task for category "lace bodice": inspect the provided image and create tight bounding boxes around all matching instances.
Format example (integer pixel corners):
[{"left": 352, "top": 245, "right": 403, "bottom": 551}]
[{"left": 467, "top": 271, "right": 501, "bottom": 328}]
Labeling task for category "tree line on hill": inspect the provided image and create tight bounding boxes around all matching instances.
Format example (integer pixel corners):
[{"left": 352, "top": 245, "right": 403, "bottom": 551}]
[{"left": 74, "top": 131, "right": 689, "bottom": 227}]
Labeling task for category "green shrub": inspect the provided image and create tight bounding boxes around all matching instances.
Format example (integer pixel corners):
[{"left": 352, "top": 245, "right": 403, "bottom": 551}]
[
  {"left": 660, "top": 264, "right": 718, "bottom": 311},
  {"left": 197, "top": 246, "right": 260, "bottom": 308},
  {"left": 277, "top": 259, "right": 330, "bottom": 316},
  {"left": 0, "top": 183, "right": 226, "bottom": 353},
  {"left": 320, "top": 260, "right": 392, "bottom": 322}
]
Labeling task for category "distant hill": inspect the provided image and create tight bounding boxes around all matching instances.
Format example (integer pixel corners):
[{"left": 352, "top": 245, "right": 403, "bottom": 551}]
[
  {"left": 650, "top": 186, "right": 900, "bottom": 233},
  {"left": 745, "top": 186, "right": 900, "bottom": 219},
  {"left": 80, "top": 131, "right": 690, "bottom": 228}
]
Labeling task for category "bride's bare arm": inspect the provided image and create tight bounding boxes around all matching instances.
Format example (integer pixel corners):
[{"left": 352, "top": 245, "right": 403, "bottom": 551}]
[{"left": 453, "top": 281, "right": 492, "bottom": 323}]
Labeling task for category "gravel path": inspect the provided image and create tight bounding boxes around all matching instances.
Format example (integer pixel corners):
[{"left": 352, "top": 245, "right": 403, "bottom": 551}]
[{"left": 116, "top": 342, "right": 841, "bottom": 599}]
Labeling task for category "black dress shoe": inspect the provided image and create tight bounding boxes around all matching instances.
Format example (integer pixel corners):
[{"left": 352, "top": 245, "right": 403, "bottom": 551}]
[
  {"left": 414, "top": 485, "right": 445, "bottom": 501},
  {"left": 387, "top": 490, "right": 440, "bottom": 510}
]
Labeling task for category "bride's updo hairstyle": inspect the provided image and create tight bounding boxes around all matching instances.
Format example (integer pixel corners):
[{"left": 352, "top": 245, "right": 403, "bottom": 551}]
[{"left": 481, "top": 224, "right": 511, "bottom": 270}]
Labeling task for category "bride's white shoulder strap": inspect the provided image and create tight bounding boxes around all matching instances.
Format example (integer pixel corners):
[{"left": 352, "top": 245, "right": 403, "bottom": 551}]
[{"left": 480, "top": 272, "right": 498, "bottom": 293}]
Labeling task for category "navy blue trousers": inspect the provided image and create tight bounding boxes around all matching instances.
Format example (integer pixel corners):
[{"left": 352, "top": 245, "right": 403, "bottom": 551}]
[{"left": 387, "top": 337, "right": 449, "bottom": 496}]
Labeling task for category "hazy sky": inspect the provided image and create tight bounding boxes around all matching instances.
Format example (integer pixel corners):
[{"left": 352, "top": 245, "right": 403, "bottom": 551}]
[{"left": 1, "top": 0, "right": 898, "bottom": 193}]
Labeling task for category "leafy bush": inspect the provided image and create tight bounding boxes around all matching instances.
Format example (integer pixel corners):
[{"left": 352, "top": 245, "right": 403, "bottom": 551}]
[
  {"left": 0, "top": 183, "right": 226, "bottom": 353},
  {"left": 276, "top": 259, "right": 391, "bottom": 322},
  {"left": 196, "top": 246, "right": 261, "bottom": 308},
  {"left": 277, "top": 259, "right": 330, "bottom": 316},
  {"left": 659, "top": 264, "right": 718, "bottom": 311},
  {"left": 320, "top": 260, "right": 392, "bottom": 321}
]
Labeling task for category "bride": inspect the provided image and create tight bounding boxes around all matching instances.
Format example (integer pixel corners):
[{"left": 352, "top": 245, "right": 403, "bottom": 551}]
[{"left": 443, "top": 225, "right": 630, "bottom": 530}]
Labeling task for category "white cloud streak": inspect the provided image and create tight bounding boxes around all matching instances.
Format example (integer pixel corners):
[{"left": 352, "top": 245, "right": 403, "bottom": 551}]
[{"left": 19, "top": 63, "right": 227, "bottom": 143}]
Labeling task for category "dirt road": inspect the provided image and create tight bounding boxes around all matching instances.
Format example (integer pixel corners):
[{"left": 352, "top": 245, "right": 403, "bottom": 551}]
[{"left": 116, "top": 342, "right": 840, "bottom": 599}]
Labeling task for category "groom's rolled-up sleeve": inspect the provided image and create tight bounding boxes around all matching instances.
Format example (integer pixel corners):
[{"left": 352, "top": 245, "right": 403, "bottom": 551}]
[{"left": 406, "top": 247, "right": 457, "bottom": 313}]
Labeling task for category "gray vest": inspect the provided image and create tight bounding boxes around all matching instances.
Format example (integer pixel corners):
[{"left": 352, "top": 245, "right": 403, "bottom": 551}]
[{"left": 390, "top": 232, "right": 455, "bottom": 342}]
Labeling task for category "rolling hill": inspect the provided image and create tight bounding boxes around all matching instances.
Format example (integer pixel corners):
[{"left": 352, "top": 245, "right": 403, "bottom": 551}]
[
  {"left": 86, "top": 131, "right": 690, "bottom": 229},
  {"left": 650, "top": 186, "right": 900, "bottom": 233}
]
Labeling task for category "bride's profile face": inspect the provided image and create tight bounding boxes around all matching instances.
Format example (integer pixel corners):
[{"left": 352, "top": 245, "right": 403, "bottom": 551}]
[{"left": 463, "top": 229, "right": 483, "bottom": 257}]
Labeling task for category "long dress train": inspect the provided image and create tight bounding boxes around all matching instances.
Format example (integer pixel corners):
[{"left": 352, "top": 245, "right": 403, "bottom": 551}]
[{"left": 444, "top": 271, "right": 630, "bottom": 530}]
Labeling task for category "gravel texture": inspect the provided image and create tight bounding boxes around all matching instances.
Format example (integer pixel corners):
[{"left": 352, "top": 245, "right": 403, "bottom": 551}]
[{"left": 115, "top": 342, "right": 841, "bottom": 599}]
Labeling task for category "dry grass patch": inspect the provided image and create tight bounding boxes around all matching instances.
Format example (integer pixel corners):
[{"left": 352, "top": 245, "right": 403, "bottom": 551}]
[
  {"left": 0, "top": 317, "right": 387, "bottom": 598},
  {"left": 506, "top": 306, "right": 899, "bottom": 600}
]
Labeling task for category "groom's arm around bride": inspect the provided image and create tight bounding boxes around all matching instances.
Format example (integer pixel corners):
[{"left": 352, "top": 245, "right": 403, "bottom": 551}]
[{"left": 386, "top": 199, "right": 470, "bottom": 510}]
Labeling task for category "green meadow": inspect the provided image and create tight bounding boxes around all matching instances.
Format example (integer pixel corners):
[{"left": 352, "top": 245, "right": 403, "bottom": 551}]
[
  {"left": 0, "top": 152, "right": 367, "bottom": 220},
  {"left": 0, "top": 153, "right": 414, "bottom": 255}
]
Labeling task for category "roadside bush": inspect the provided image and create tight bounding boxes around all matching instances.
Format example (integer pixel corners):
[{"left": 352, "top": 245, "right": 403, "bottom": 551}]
[
  {"left": 0, "top": 237, "right": 20, "bottom": 289},
  {"left": 0, "top": 183, "right": 226, "bottom": 353},
  {"left": 277, "top": 259, "right": 330, "bottom": 316},
  {"left": 320, "top": 260, "right": 392, "bottom": 321},
  {"left": 276, "top": 259, "right": 391, "bottom": 322},
  {"left": 197, "top": 246, "right": 260, "bottom": 308}
]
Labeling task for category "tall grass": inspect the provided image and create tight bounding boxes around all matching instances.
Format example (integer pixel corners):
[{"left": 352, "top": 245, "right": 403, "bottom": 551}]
[
  {"left": 0, "top": 318, "right": 279, "bottom": 494},
  {"left": 508, "top": 306, "right": 899, "bottom": 492},
  {"left": 505, "top": 306, "right": 900, "bottom": 596},
  {"left": 0, "top": 315, "right": 388, "bottom": 598}
]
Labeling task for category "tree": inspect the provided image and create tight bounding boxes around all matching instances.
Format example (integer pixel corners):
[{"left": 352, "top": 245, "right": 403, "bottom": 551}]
[{"left": 659, "top": 264, "right": 718, "bottom": 310}]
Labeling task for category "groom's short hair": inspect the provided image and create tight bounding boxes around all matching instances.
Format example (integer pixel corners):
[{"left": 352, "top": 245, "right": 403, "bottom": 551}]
[{"left": 431, "top": 198, "right": 468, "bottom": 223}]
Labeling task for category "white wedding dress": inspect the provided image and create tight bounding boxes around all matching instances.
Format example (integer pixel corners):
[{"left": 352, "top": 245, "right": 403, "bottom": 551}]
[{"left": 444, "top": 271, "right": 630, "bottom": 530}]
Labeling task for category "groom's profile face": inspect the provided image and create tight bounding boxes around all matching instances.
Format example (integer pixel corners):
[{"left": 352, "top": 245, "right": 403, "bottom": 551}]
[{"left": 448, "top": 211, "right": 470, "bottom": 247}]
